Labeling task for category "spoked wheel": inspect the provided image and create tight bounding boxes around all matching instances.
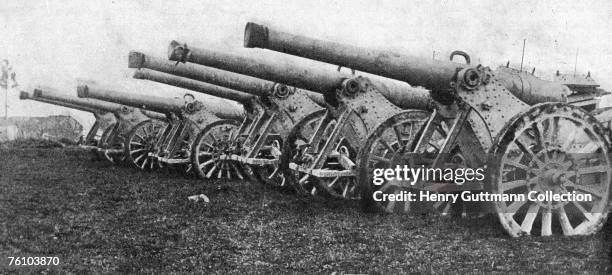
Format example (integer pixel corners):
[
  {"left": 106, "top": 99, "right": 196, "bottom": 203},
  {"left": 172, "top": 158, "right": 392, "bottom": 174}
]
[
  {"left": 488, "top": 103, "right": 611, "bottom": 237},
  {"left": 423, "top": 152, "right": 485, "bottom": 218},
  {"left": 191, "top": 119, "right": 242, "bottom": 180},
  {"left": 282, "top": 109, "right": 361, "bottom": 200},
  {"left": 358, "top": 110, "right": 433, "bottom": 213},
  {"left": 93, "top": 124, "right": 115, "bottom": 161},
  {"left": 97, "top": 124, "right": 126, "bottom": 164},
  {"left": 281, "top": 110, "right": 341, "bottom": 197},
  {"left": 125, "top": 120, "right": 166, "bottom": 170},
  {"left": 424, "top": 152, "right": 465, "bottom": 216},
  {"left": 317, "top": 136, "right": 360, "bottom": 200},
  {"left": 162, "top": 121, "right": 199, "bottom": 176},
  {"left": 250, "top": 136, "right": 289, "bottom": 188}
]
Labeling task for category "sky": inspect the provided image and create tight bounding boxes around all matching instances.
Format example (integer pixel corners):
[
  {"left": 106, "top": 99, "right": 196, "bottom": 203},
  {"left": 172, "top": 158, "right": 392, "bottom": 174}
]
[{"left": 1, "top": 0, "right": 611, "bottom": 130}]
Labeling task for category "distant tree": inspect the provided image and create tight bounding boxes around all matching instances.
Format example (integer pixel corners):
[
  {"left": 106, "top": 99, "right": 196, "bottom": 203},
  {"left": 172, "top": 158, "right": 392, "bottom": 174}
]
[
  {"left": 1, "top": 60, "right": 18, "bottom": 119},
  {"left": 0, "top": 59, "right": 18, "bottom": 89}
]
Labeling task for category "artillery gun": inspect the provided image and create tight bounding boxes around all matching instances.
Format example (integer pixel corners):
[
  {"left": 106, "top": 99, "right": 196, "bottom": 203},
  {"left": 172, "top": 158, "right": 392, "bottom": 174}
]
[
  {"left": 32, "top": 86, "right": 166, "bottom": 164},
  {"left": 131, "top": 69, "right": 253, "bottom": 179},
  {"left": 129, "top": 51, "right": 325, "bottom": 186},
  {"left": 551, "top": 70, "right": 611, "bottom": 111},
  {"left": 547, "top": 70, "right": 612, "bottom": 139},
  {"left": 77, "top": 81, "right": 244, "bottom": 177},
  {"left": 167, "top": 39, "right": 436, "bottom": 202},
  {"left": 128, "top": 53, "right": 255, "bottom": 180},
  {"left": 77, "top": 83, "right": 180, "bottom": 170},
  {"left": 19, "top": 90, "right": 116, "bottom": 149},
  {"left": 242, "top": 22, "right": 612, "bottom": 237},
  {"left": 549, "top": 71, "right": 612, "bottom": 141}
]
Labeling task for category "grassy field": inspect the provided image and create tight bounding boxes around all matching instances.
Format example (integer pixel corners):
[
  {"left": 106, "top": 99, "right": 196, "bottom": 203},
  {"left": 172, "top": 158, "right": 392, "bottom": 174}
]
[{"left": 0, "top": 147, "right": 610, "bottom": 273}]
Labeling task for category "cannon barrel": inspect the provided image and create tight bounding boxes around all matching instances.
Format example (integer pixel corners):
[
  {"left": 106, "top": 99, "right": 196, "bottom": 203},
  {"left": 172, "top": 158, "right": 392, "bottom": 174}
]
[
  {"left": 139, "top": 110, "right": 167, "bottom": 121},
  {"left": 33, "top": 86, "right": 167, "bottom": 120},
  {"left": 244, "top": 22, "right": 572, "bottom": 105},
  {"left": 33, "top": 86, "right": 129, "bottom": 113},
  {"left": 168, "top": 40, "right": 341, "bottom": 97},
  {"left": 130, "top": 51, "right": 266, "bottom": 99},
  {"left": 495, "top": 68, "right": 571, "bottom": 104},
  {"left": 77, "top": 82, "right": 184, "bottom": 114},
  {"left": 77, "top": 81, "right": 243, "bottom": 121},
  {"left": 244, "top": 22, "right": 461, "bottom": 91},
  {"left": 130, "top": 51, "right": 324, "bottom": 105},
  {"left": 169, "top": 41, "right": 431, "bottom": 110},
  {"left": 20, "top": 91, "right": 99, "bottom": 113},
  {"left": 19, "top": 91, "right": 30, "bottom": 100},
  {"left": 132, "top": 68, "right": 255, "bottom": 104}
]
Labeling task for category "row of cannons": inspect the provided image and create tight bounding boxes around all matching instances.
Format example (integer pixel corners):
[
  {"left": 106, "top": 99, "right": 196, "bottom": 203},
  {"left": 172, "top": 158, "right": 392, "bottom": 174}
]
[{"left": 20, "top": 23, "right": 612, "bottom": 237}]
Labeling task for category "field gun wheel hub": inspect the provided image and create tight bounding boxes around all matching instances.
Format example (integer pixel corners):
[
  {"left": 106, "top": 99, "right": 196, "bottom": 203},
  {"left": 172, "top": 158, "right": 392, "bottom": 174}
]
[{"left": 527, "top": 150, "right": 579, "bottom": 210}]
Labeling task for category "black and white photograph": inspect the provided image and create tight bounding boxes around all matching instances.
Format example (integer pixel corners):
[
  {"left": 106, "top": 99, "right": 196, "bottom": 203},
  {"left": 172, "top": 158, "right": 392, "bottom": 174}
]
[{"left": 1, "top": 0, "right": 611, "bottom": 273}]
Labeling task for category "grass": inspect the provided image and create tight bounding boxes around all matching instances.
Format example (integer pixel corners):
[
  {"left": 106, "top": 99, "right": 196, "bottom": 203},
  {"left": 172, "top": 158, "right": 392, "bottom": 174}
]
[{"left": 0, "top": 148, "right": 610, "bottom": 273}]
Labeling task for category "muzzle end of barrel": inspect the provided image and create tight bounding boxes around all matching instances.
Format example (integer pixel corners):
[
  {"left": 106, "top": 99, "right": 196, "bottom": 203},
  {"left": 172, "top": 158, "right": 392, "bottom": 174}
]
[
  {"left": 244, "top": 22, "right": 268, "bottom": 48},
  {"left": 19, "top": 91, "right": 29, "bottom": 100},
  {"left": 128, "top": 51, "right": 146, "bottom": 68},
  {"left": 168, "top": 40, "right": 188, "bottom": 62},
  {"left": 76, "top": 85, "right": 89, "bottom": 98},
  {"left": 33, "top": 88, "right": 43, "bottom": 97}
]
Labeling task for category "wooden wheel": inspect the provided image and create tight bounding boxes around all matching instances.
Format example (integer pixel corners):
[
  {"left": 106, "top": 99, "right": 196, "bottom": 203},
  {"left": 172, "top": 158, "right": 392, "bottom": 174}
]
[
  {"left": 97, "top": 124, "right": 126, "bottom": 164},
  {"left": 93, "top": 123, "right": 115, "bottom": 161},
  {"left": 281, "top": 110, "right": 328, "bottom": 196},
  {"left": 488, "top": 103, "right": 611, "bottom": 237},
  {"left": 281, "top": 110, "right": 360, "bottom": 199},
  {"left": 427, "top": 152, "right": 470, "bottom": 216},
  {"left": 358, "top": 110, "right": 433, "bottom": 213},
  {"left": 191, "top": 120, "right": 242, "bottom": 180},
  {"left": 317, "top": 136, "right": 359, "bottom": 199},
  {"left": 124, "top": 120, "right": 166, "bottom": 170},
  {"left": 163, "top": 120, "right": 199, "bottom": 175},
  {"left": 250, "top": 135, "right": 288, "bottom": 188}
]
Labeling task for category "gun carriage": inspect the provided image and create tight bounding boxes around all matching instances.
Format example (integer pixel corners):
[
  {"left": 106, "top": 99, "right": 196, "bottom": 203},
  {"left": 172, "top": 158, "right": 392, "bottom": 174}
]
[
  {"left": 78, "top": 82, "right": 244, "bottom": 176},
  {"left": 19, "top": 90, "right": 116, "bottom": 148},
  {"left": 167, "top": 38, "right": 436, "bottom": 202},
  {"left": 130, "top": 51, "right": 325, "bottom": 186},
  {"left": 241, "top": 22, "right": 612, "bottom": 237},
  {"left": 129, "top": 53, "right": 254, "bottom": 180},
  {"left": 32, "top": 86, "right": 166, "bottom": 163},
  {"left": 16, "top": 20, "right": 612, "bottom": 237}
]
